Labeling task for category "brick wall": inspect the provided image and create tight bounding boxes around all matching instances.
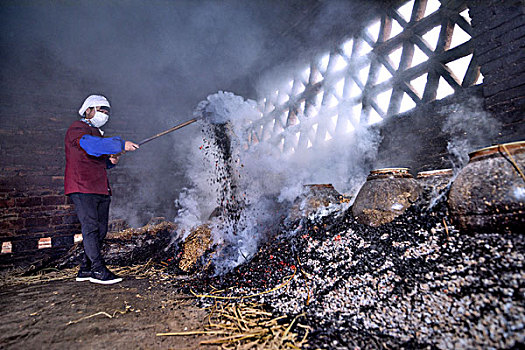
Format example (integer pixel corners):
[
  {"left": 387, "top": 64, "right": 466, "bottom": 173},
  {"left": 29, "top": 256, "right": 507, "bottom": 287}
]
[
  {"left": 0, "top": 95, "right": 82, "bottom": 267},
  {"left": 469, "top": 0, "right": 525, "bottom": 141},
  {"left": 375, "top": 0, "right": 525, "bottom": 173},
  {"left": 0, "top": 48, "right": 182, "bottom": 269}
]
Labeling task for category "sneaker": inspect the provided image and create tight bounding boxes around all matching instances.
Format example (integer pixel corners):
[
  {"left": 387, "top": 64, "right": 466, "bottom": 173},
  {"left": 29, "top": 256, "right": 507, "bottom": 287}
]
[
  {"left": 89, "top": 266, "right": 122, "bottom": 285},
  {"left": 76, "top": 269, "right": 92, "bottom": 282}
]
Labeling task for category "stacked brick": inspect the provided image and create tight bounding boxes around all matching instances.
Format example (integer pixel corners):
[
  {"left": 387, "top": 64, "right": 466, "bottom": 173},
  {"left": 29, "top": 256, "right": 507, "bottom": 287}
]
[
  {"left": 469, "top": 0, "right": 525, "bottom": 142},
  {"left": 0, "top": 189, "right": 81, "bottom": 268},
  {"left": 0, "top": 85, "right": 82, "bottom": 268}
]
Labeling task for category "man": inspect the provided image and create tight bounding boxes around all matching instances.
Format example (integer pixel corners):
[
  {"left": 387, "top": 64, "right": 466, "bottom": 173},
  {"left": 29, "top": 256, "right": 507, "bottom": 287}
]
[{"left": 65, "top": 95, "right": 139, "bottom": 284}]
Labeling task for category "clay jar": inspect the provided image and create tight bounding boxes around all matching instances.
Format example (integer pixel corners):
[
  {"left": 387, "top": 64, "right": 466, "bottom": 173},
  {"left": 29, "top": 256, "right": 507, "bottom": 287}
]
[
  {"left": 448, "top": 141, "right": 525, "bottom": 233},
  {"left": 287, "top": 184, "right": 344, "bottom": 222},
  {"left": 416, "top": 169, "right": 454, "bottom": 207},
  {"left": 352, "top": 168, "right": 421, "bottom": 226}
]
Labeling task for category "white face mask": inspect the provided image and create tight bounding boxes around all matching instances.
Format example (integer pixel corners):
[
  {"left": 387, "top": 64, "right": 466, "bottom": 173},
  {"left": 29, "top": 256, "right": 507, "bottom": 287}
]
[{"left": 90, "top": 110, "right": 109, "bottom": 128}]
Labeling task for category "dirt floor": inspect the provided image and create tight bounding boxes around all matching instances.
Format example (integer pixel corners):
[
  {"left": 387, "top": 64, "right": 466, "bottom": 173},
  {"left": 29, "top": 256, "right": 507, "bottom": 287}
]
[{"left": 0, "top": 270, "right": 214, "bottom": 350}]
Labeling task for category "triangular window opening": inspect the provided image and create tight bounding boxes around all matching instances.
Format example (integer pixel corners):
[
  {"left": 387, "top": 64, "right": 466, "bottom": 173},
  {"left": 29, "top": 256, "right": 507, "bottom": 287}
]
[
  {"left": 397, "top": 0, "right": 415, "bottom": 23},
  {"left": 334, "top": 78, "right": 345, "bottom": 99},
  {"left": 459, "top": 8, "right": 472, "bottom": 25},
  {"left": 280, "top": 109, "right": 289, "bottom": 125},
  {"left": 376, "top": 64, "right": 392, "bottom": 84},
  {"left": 278, "top": 137, "right": 285, "bottom": 153},
  {"left": 306, "top": 104, "right": 319, "bottom": 118},
  {"left": 331, "top": 114, "right": 339, "bottom": 129},
  {"left": 422, "top": 26, "right": 441, "bottom": 51},
  {"left": 341, "top": 38, "right": 353, "bottom": 57},
  {"left": 368, "top": 108, "right": 383, "bottom": 125},
  {"left": 399, "top": 92, "right": 417, "bottom": 113},
  {"left": 356, "top": 38, "right": 373, "bottom": 56},
  {"left": 331, "top": 54, "right": 348, "bottom": 73},
  {"left": 449, "top": 24, "right": 471, "bottom": 50},
  {"left": 376, "top": 89, "right": 393, "bottom": 114},
  {"left": 294, "top": 81, "right": 306, "bottom": 95},
  {"left": 389, "top": 46, "right": 403, "bottom": 70},
  {"left": 265, "top": 101, "right": 275, "bottom": 114},
  {"left": 278, "top": 92, "right": 290, "bottom": 105},
  {"left": 367, "top": 20, "right": 381, "bottom": 43},
  {"left": 286, "top": 79, "right": 294, "bottom": 92},
  {"left": 411, "top": 45, "right": 429, "bottom": 67},
  {"left": 411, "top": 73, "right": 428, "bottom": 98},
  {"left": 475, "top": 71, "right": 484, "bottom": 85},
  {"left": 298, "top": 100, "right": 306, "bottom": 115},
  {"left": 358, "top": 64, "right": 371, "bottom": 86},
  {"left": 326, "top": 94, "right": 339, "bottom": 108},
  {"left": 348, "top": 79, "right": 362, "bottom": 99},
  {"left": 310, "top": 70, "right": 323, "bottom": 85},
  {"left": 436, "top": 76, "right": 455, "bottom": 99},
  {"left": 345, "top": 118, "right": 356, "bottom": 133},
  {"left": 351, "top": 104, "right": 362, "bottom": 125},
  {"left": 391, "top": 18, "right": 404, "bottom": 38},
  {"left": 313, "top": 91, "right": 324, "bottom": 107},
  {"left": 319, "top": 53, "right": 330, "bottom": 73},
  {"left": 302, "top": 67, "right": 311, "bottom": 81},
  {"left": 446, "top": 54, "right": 472, "bottom": 83},
  {"left": 423, "top": 0, "right": 441, "bottom": 18}
]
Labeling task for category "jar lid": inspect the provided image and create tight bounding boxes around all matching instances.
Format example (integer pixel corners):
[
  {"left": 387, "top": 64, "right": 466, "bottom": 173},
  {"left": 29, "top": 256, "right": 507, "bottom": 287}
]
[
  {"left": 304, "top": 184, "right": 335, "bottom": 188},
  {"left": 469, "top": 140, "right": 525, "bottom": 160},
  {"left": 416, "top": 169, "right": 453, "bottom": 178},
  {"left": 368, "top": 168, "right": 412, "bottom": 179}
]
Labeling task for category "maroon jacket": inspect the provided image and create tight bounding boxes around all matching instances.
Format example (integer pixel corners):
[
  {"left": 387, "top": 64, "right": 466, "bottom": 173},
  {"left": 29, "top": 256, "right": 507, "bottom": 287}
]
[{"left": 64, "top": 120, "right": 111, "bottom": 195}]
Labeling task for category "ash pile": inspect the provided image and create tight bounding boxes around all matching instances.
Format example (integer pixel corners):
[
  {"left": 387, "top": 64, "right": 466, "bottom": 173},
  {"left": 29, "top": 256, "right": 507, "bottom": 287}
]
[
  {"left": 190, "top": 193, "right": 524, "bottom": 349},
  {"left": 172, "top": 92, "right": 524, "bottom": 349}
]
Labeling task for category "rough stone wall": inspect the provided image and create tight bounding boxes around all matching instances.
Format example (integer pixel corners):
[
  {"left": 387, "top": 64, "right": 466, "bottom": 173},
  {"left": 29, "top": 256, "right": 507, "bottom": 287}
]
[{"left": 376, "top": 0, "right": 524, "bottom": 174}]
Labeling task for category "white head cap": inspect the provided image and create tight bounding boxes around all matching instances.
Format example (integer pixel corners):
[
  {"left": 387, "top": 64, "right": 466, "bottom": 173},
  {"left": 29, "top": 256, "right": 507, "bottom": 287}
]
[{"left": 78, "top": 95, "right": 111, "bottom": 116}]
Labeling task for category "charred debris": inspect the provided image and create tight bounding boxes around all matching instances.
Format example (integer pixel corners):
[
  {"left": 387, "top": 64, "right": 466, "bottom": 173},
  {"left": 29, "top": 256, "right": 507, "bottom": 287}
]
[{"left": 181, "top": 195, "right": 523, "bottom": 349}]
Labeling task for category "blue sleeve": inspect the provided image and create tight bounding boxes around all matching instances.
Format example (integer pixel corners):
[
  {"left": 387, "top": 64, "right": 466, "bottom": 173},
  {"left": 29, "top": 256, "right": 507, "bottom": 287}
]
[{"left": 79, "top": 135, "right": 125, "bottom": 157}]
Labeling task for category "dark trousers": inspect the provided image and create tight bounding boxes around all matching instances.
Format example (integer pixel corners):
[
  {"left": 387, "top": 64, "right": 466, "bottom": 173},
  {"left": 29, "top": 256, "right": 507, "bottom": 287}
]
[{"left": 69, "top": 193, "right": 111, "bottom": 270}]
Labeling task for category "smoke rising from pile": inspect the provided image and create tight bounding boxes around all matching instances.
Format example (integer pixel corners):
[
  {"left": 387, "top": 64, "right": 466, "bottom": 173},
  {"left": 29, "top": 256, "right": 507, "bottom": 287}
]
[
  {"left": 175, "top": 91, "right": 381, "bottom": 274},
  {"left": 441, "top": 97, "right": 501, "bottom": 172}
]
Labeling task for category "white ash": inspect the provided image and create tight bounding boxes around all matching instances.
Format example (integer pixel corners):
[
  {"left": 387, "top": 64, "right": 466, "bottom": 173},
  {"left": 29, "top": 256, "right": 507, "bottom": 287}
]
[{"left": 222, "top": 204, "right": 525, "bottom": 349}]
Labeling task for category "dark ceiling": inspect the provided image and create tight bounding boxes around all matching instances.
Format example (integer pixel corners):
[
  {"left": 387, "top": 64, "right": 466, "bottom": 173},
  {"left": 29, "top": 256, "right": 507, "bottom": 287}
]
[{"left": 1, "top": 0, "right": 390, "bottom": 114}]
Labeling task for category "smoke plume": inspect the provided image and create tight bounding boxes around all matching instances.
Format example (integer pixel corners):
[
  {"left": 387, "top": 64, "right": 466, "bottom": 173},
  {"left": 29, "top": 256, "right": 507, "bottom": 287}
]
[
  {"left": 175, "top": 91, "right": 381, "bottom": 274},
  {"left": 441, "top": 97, "right": 501, "bottom": 171}
]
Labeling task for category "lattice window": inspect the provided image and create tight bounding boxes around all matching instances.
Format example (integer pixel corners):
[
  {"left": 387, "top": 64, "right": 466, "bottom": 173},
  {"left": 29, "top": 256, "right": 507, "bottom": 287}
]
[{"left": 247, "top": 0, "right": 481, "bottom": 154}]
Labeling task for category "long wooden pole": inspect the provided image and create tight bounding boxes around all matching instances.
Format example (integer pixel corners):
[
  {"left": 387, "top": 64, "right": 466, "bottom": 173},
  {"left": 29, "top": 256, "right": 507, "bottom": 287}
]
[
  {"left": 138, "top": 117, "right": 199, "bottom": 146},
  {"left": 111, "top": 117, "right": 199, "bottom": 157}
]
